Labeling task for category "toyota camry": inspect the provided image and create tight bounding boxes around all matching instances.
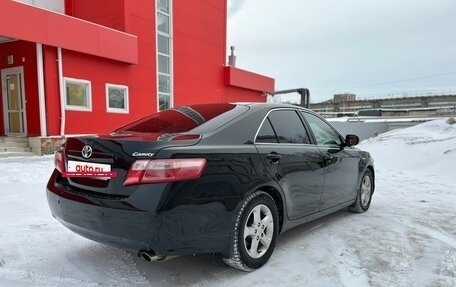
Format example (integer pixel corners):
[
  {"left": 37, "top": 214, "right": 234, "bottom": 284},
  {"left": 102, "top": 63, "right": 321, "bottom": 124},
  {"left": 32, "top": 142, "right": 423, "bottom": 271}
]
[{"left": 46, "top": 103, "right": 375, "bottom": 271}]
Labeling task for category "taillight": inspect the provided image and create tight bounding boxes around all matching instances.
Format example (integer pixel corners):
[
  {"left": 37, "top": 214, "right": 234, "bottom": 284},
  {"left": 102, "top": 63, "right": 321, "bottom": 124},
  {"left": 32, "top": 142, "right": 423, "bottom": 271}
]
[
  {"left": 54, "top": 149, "right": 65, "bottom": 173},
  {"left": 124, "top": 158, "right": 207, "bottom": 185}
]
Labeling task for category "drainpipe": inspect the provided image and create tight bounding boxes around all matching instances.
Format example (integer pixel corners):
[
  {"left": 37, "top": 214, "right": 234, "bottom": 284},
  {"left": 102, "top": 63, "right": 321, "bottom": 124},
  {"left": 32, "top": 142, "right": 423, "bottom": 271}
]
[
  {"left": 36, "top": 43, "right": 47, "bottom": 137},
  {"left": 271, "top": 88, "right": 310, "bottom": 108},
  {"left": 57, "top": 47, "right": 65, "bottom": 136}
]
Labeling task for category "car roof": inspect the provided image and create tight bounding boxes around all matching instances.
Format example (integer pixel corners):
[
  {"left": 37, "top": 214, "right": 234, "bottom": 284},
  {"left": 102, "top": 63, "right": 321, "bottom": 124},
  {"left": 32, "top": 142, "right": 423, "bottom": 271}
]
[
  {"left": 233, "top": 102, "right": 296, "bottom": 107},
  {"left": 234, "top": 102, "right": 311, "bottom": 112}
]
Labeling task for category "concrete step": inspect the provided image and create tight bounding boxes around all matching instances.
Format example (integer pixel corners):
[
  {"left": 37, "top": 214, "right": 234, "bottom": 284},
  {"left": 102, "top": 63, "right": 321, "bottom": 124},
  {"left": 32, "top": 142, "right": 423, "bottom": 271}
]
[
  {"left": 0, "top": 137, "right": 34, "bottom": 157},
  {"left": 0, "top": 151, "right": 36, "bottom": 158},
  {"left": 0, "top": 137, "right": 29, "bottom": 144},
  {"left": 0, "top": 147, "right": 32, "bottom": 153},
  {"left": 0, "top": 142, "right": 30, "bottom": 148}
]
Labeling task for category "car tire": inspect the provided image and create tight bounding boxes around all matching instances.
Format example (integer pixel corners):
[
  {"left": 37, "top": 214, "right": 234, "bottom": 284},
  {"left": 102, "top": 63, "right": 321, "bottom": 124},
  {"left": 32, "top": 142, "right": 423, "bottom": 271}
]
[
  {"left": 222, "top": 191, "right": 279, "bottom": 271},
  {"left": 349, "top": 170, "right": 374, "bottom": 213}
]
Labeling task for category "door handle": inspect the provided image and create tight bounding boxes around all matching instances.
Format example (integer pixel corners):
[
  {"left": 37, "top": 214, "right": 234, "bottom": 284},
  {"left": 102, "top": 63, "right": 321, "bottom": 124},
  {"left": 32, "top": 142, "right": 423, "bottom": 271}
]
[
  {"left": 323, "top": 154, "right": 334, "bottom": 163},
  {"left": 266, "top": 153, "right": 282, "bottom": 163}
]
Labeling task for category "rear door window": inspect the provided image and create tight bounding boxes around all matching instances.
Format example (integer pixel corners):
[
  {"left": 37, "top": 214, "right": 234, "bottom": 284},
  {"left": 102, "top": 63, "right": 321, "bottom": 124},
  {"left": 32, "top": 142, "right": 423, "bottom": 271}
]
[
  {"left": 266, "top": 110, "right": 311, "bottom": 144},
  {"left": 256, "top": 118, "right": 278, "bottom": 143}
]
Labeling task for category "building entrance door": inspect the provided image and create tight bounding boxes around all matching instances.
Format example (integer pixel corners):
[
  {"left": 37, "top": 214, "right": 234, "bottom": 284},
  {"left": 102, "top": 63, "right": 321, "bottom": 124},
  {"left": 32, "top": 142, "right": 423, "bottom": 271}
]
[{"left": 2, "top": 67, "right": 27, "bottom": 136}]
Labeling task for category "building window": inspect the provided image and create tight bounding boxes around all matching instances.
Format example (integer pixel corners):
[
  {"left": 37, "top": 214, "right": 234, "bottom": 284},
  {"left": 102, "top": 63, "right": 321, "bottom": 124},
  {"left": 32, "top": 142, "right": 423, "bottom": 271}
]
[
  {"left": 106, "top": 84, "right": 129, "bottom": 114},
  {"left": 64, "top": 78, "right": 91, "bottom": 111},
  {"left": 157, "top": 0, "right": 173, "bottom": 111}
]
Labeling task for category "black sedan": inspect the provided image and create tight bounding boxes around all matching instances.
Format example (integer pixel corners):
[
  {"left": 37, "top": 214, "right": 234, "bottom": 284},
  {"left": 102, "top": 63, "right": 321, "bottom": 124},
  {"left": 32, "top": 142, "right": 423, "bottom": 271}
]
[{"left": 47, "top": 103, "right": 375, "bottom": 271}]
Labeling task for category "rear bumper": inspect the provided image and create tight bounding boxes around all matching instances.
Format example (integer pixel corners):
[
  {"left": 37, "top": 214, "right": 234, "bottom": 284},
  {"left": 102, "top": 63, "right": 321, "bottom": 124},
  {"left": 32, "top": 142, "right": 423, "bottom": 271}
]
[{"left": 46, "top": 170, "right": 236, "bottom": 257}]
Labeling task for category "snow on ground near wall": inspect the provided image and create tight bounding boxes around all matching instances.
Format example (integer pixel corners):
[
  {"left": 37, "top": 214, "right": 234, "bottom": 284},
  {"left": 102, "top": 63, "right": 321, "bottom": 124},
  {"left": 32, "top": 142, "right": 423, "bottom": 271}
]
[{"left": 0, "top": 119, "right": 455, "bottom": 287}]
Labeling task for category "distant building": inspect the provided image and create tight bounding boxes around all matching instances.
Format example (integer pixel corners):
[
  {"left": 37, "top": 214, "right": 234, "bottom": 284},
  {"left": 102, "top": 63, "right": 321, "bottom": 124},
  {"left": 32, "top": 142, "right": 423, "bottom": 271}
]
[
  {"left": 0, "top": 0, "right": 274, "bottom": 138},
  {"left": 311, "top": 93, "right": 456, "bottom": 116},
  {"left": 334, "top": 93, "right": 356, "bottom": 103}
]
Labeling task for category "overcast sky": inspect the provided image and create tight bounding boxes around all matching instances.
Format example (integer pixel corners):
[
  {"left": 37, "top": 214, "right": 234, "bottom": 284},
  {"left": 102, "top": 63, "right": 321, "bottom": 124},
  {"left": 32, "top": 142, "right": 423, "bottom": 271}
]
[{"left": 227, "top": 0, "right": 456, "bottom": 103}]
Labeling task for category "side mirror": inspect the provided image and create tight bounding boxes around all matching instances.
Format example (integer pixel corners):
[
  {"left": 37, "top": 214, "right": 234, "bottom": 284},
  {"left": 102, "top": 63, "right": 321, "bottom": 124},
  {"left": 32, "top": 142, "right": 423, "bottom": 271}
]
[{"left": 345, "top": 134, "right": 359, "bottom": 147}]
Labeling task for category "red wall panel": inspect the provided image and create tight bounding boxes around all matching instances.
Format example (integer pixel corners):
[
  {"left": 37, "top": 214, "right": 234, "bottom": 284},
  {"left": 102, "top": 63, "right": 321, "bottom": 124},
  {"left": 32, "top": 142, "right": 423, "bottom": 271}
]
[
  {"left": 41, "top": 0, "right": 157, "bottom": 135},
  {"left": 224, "top": 66, "right": 275, "bottom": 94},
  {"left": 55, "top": 0, "right": 268, "bottom": 135},
  {"left": 66, "top": 0, "right": 126, "bottom": 31},
  {"left": 173, "top": 0, "right": 227, "bottom": 105},
  {"left": 0, "top": 40, "right": 40, "bottom": 136},
  {"left": 172, "top": 0, "right": 267, "bottom": 106},
  {"left": 26, "top": 0, "right": 270, "bottom": 136},
  {"left": 62, "top": 50, "right": 155, "bottom": 134},
  {"left": 0, "top": 0, "right": 138, "bottom": 64},
  {"left": 224, "top": 86, "right": 266, "bottom": 103},
  {"left": 56, "top": 0, "right": 158, "bottom": 134},
  {"left": 124, "top": 1, "right": 155, "bottom": 46}
]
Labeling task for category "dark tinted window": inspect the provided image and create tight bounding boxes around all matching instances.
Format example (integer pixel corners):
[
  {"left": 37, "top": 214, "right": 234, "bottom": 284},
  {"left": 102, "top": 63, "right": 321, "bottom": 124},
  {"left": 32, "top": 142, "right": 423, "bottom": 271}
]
[
  {"left": 267, "top": 110, "right": 311, "bottom": 144},
  {"left": 256, "top": 118, "right": 278, "bottom": 143},
  {"left": 116, "top": 104, "right": 247, "bottom": 134},
  {"left": 301, "top": 112, "right": 342, "bottom": 147}
]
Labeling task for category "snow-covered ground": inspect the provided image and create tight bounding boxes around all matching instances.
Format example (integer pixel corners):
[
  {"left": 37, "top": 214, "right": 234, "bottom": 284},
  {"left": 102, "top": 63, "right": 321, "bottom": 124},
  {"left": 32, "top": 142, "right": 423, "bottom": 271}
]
[{"left": 0, "top": 119, "right": 455, "bottom": 287}]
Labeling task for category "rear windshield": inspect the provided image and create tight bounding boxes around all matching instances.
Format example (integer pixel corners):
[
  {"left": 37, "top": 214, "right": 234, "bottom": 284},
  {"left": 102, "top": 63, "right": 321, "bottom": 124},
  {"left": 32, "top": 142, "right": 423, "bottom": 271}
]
[{"left": 115, "top": 104, "right": 248, "bottom": 134}]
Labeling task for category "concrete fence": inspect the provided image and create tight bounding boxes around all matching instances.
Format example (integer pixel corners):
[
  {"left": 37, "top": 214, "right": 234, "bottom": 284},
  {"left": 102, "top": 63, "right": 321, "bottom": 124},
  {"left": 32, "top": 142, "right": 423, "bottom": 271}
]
[{"left": 327, "top": 117, "right": 437, "bottom": 141}]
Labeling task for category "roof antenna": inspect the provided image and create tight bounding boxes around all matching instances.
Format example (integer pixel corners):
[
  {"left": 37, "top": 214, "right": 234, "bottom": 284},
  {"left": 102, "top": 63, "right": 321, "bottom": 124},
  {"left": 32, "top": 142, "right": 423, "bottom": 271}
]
[{"left": 228, "top": 46, "right": 236, "bottom": 67}]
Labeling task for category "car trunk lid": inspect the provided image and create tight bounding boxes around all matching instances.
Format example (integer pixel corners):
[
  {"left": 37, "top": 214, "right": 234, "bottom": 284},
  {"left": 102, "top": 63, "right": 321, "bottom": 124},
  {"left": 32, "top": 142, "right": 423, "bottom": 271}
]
[{"left": 62, "top": 133, "right": 200, "bottom": 196}]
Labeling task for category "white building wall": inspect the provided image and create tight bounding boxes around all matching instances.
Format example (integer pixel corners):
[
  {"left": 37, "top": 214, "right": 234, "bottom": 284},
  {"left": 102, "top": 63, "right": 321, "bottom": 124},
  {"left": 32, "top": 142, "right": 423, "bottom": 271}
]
[{"left": 15, "top": 0, "right": 65, "bottom": 13}]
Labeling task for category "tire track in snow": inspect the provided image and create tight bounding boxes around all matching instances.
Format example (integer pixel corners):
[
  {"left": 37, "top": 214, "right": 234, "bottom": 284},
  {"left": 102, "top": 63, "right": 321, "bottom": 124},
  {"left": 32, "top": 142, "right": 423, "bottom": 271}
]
[
  {"left": 333, "top": 244, "right": 370, "bottom": 287},
  {"left": 75, "top": 246, "right": 150, "bottom": 286},
  {"left": 417, "top": 226, "right": 456, "bottom": 249},
  {"left": 0, "top": 268, "right": 95, "bottom": 287},
  {"left": 187, "top": 268, "right": 239, "bottom": 287}
]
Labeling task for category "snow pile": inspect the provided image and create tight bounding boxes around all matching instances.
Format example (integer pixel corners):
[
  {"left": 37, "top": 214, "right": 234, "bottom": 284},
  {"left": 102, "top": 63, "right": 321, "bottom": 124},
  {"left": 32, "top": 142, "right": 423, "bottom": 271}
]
[
  {"left": 360, "top": 118, "right": 456, "bottom": 182},
  {"left": 0, "top": 119, "right": 455, "bottom": 287}
]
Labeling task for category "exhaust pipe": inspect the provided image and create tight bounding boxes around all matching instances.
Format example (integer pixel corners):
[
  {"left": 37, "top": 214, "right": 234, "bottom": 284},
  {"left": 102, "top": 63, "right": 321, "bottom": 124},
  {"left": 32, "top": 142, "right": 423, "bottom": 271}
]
[{"left": 138, "top": 250, "right": 167, "bottom": 262}]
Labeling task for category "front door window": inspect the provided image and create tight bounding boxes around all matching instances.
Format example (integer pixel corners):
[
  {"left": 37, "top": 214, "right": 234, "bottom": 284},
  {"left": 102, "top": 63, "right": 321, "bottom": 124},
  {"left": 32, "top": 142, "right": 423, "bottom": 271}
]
[{"left": 301, "top": 112, "right": 342, "bottom": 147}]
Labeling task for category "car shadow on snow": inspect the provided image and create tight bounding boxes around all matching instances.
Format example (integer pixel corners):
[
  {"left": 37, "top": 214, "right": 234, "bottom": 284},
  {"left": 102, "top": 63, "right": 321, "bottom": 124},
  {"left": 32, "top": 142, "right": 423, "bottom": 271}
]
[
  {"left": 121, "top": 209, "right": 354, "bottom": 286},
  {"left": 61, "top": 209, "right": 355, "bottom": 286}
]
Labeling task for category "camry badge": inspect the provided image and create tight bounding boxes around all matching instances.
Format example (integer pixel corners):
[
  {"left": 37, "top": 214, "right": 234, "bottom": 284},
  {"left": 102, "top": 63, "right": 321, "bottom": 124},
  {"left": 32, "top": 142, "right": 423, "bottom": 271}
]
[
  {"left": 82, "top": 145, "right": 93, "bottom": 159},
  {"left": 132, "top": 152, "right": 154, "bottom": 157}
]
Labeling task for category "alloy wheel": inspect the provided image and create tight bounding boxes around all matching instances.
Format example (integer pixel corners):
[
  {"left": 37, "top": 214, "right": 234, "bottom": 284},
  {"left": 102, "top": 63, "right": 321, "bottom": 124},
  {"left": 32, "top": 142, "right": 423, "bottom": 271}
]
[
  {"left": 243, "top": 204, "right": 274, "bottom": 259},
  {"left": 360, "top": 175, "right": 372, "bottom": 206}
]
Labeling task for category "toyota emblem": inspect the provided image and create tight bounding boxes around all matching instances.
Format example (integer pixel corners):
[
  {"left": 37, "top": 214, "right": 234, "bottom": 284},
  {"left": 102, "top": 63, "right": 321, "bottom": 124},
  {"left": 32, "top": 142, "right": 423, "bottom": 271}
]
[{"left": 81, "top": 145, "right": 93, "bottom": 159}]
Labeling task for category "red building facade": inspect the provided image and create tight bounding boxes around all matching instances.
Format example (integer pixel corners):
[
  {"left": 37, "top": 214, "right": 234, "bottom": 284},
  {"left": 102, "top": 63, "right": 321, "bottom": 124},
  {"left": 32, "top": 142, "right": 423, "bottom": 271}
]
[{"left": 0, "top": 0, "right": 274, "bottom": 138}]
